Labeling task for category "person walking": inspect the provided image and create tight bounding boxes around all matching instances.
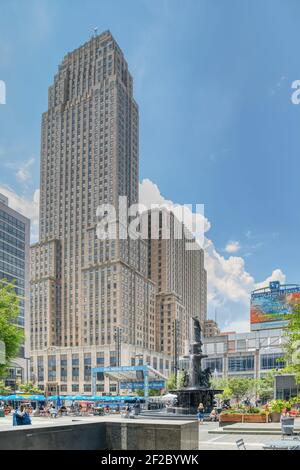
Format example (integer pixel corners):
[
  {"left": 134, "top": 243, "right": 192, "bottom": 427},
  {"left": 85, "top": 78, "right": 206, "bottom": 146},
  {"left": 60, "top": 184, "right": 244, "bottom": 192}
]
[{"left": 197, "top": 403, "right": 205, "bottom": 425}]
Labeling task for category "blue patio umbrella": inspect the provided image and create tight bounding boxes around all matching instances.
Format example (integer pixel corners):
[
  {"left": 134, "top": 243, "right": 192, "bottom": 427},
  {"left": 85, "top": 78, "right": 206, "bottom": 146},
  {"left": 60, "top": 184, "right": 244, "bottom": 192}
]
[
  {"left": 5, "top": 395, "right": 26, "bottom": 401},
  {"left": 27, "top": 395, "right": 45, "bottom": 401},
  {"left": 72, "top": 395, "right": 86, "bottom": 401}
]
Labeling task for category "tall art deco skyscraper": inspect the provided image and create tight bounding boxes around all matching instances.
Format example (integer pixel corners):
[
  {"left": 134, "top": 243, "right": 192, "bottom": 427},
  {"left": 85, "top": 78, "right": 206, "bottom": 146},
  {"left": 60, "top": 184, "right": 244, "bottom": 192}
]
[{"left": 30, "top": 32, "right": 159, "bottom": 393}]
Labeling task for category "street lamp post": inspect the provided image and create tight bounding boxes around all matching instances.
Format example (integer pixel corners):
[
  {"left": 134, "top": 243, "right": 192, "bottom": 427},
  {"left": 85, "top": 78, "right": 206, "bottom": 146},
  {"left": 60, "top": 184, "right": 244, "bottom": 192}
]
[
  {"left": 114, "top": 327, "right": 122, "bottom": 395},
  {"left": 24, "top": 357, "right": 31, "bottom": 384},
  {"left": 173, "top": 319, "right": 179, "bottom": 384},
  {"left": 114, "top": 327, "right": 122, "bottom": 367}
]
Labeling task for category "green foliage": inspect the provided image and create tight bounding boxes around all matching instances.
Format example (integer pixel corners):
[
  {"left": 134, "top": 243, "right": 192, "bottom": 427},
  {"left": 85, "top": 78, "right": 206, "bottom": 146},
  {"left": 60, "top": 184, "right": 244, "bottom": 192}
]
[
  {"left": 0, "top": 380, "right": 11, "bottom": 395},
  {"left": 212, "top": 371, "right": 280, "bottom": 403},
  {"left": 255, "top": 371, "right": 275, "bottom": 401},
  {"left": 19, "top": 382, "right": 43, "bottom": 395},
  {"left": 269, "top": 399, "right": 289, "bottom": 413},
  {"left": 176, "top": 371, "right": 185, "bottom": 389},
  {"left": 228, "top": 377, "right": 255, "bottom": 403},
  {"left": 166, "top": 373, "right": 177, "bottom": 391},
  {"left": 0, "top": 280, "right": 24, "bottom": 378},
  {"left": 149, "top": 389, "right": 161, "bottom": 397},
  {"left": 134, "top": 388, "right": 161, "bottom": 397},
  {"left": 289, "top": 394, "right": 300, "bottom": 405},
  {"left": 220, "top": 407, "right": 267, "bottom": 415},
  {"left": 212, "top": 377, "right": 256, "bottom": 403},
  {"left": 282, "top": 304, "right": 300, "bottom": 383}
]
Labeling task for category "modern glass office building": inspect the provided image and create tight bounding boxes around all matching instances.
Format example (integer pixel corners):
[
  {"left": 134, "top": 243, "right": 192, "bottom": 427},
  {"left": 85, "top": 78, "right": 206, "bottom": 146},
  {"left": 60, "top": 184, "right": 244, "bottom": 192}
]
[
  {"left": 0, "top": 193, "right": 30, "bottom": 386},
  {"left": 201, "top": 328, "right": 287, "bottom": 379}
]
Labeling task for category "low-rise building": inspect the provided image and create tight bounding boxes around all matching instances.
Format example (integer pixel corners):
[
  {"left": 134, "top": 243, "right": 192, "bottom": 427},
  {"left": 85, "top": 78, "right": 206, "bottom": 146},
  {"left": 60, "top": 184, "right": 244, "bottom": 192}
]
[{"left": 201, "top": 327, "right": 287, "bottom": 379}]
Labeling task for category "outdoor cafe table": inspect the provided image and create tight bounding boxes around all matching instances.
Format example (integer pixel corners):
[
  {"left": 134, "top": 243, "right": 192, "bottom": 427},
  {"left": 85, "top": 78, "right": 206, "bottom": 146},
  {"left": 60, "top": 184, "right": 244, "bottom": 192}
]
[{"left": 263, "top": 439, "right": 300, "bottom": 450}]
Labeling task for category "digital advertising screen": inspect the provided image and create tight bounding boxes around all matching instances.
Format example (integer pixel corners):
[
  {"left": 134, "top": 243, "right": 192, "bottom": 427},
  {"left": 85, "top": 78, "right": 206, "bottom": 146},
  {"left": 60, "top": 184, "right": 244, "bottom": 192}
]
[{"left": 250, "top": 282, "right": 300, "bottom": 330}]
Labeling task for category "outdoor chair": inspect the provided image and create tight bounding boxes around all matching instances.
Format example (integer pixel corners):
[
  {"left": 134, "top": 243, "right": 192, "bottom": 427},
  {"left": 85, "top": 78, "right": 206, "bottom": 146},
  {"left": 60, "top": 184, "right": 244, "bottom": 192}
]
[{"left": 236, "top": 438, "right": 246, "bottom": 450}]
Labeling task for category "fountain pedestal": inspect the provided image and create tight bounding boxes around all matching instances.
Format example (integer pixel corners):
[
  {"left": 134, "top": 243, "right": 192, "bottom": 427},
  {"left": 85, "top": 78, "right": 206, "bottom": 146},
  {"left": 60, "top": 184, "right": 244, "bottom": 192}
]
[{"left": 171, "top": 388, "right": 221, "bottom": 415}]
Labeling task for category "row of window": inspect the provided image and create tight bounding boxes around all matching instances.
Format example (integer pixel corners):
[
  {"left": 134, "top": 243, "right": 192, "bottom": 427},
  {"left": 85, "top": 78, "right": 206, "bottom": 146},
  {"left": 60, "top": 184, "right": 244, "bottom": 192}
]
[
  {"left": 0, "top": 209, "right": 25, "bottom": 231},
  {"left": 205, "top": 354, "right": 285, "bottom": 372}
]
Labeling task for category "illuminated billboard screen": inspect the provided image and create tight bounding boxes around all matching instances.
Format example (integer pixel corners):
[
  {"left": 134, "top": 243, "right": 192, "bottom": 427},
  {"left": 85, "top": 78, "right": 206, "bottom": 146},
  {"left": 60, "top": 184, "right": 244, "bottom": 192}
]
[{"left": 251, "top": 281, "right": 300, "bottom": 331}]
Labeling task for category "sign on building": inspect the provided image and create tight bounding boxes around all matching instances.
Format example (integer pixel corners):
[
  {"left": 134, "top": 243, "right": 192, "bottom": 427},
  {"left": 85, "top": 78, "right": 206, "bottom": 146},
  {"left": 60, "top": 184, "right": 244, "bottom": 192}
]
[
  {"left": 251, "top": 282, "right": 300, "bottom": 331},
  {"left": 120, "top": 381, "right": 165, "bottom": 390}
]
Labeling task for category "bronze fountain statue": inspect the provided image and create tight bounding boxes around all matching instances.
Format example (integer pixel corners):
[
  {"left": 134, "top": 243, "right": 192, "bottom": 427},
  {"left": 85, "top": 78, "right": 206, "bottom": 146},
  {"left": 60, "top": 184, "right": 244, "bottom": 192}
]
[{"left": 171, "top": 317, "right": 222, "bottom": 414}]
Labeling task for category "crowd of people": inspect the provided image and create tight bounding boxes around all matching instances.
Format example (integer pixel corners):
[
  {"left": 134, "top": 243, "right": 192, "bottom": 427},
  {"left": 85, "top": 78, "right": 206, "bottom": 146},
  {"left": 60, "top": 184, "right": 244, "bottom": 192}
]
[{"left": 0, "top": 399, "right": 142, "bottom": 426}]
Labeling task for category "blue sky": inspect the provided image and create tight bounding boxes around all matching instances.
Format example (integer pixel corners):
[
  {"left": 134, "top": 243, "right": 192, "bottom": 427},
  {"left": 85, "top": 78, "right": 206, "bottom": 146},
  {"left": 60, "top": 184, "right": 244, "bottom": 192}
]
[{"left": 0, "top": 0, "right": 299, "bottom": 330}]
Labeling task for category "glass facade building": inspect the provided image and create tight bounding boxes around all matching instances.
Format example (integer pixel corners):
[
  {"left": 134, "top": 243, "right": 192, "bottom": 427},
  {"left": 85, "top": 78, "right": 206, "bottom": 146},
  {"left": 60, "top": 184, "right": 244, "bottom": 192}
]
[
  {"left": 0, "top": 193, "right": 30, "bottom": 384},
  {"left": 202, "top": 327, "right": 287, "bottom": 380}
]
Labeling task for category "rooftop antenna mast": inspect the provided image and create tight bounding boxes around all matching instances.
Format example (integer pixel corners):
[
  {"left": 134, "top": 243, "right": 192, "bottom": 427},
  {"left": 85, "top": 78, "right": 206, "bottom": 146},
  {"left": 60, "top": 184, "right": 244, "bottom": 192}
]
[{"left": 94, "top": 27, "right": 98, "bottom": 38}]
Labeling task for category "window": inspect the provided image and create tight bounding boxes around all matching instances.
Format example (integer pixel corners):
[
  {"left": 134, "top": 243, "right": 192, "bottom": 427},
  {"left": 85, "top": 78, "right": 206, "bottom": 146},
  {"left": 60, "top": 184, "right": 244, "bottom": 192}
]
[
  {"left": 237, "top": 340, "right": 246, "bottom": 351},
  {"left": 110, "top": 351, "right": 117, "bottom": 367},
  {"left": 96, "top": 383, "right": 104, "bottom": 392},
  {"left": 48, "top": 355, "right": 56, "bottom": 381},
  {"left": 261, "top": 353, "right": 285, "bottom": 370},
  {"left": 96, "top": 352, "right": 104, "bottom": 366},
  {"left": 60, "top": 355, "right": 67, "bottom": 381},
  {"left": 204, "top": 358, "right": 223, "bottom": 372},
  {"left": 228, "top": 355, "right": 254, "bottom": 372},
  {"left": 84, "top": 353, "right": 91, "bottom": 381},
  {"left": 37, "top": 356, "right": 44, "bottom": 382},
  {"left": 72, "top": 354, "right": 79, "bottom": 365}
]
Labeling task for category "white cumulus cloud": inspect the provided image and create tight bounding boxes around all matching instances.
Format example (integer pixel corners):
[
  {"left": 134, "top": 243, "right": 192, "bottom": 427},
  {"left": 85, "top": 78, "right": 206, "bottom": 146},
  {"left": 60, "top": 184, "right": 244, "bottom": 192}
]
[
  {"left": 225, "top": 240, "right": 241, "bottom": 253},
  {"left": 16, "top": 158, "right": 35, "bottom": 183},
  {"left": 139, "top": 178, "right": 286, "bottom": 333}
]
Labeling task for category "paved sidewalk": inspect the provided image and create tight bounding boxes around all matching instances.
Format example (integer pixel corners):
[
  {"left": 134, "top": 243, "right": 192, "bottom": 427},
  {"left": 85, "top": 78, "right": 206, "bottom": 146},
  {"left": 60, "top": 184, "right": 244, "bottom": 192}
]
[{"left": 198, "top": 422, "right": 294, "bottom": 450}]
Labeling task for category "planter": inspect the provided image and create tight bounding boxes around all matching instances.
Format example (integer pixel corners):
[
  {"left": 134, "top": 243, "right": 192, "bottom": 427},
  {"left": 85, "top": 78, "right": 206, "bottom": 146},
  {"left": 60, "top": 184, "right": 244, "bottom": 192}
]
[
  {"left": 220, "top": 413, "right": 243, "bottom": 425},
  {"left": 220, "top": 413, "right": 269, "bottom": 425},
  {"left": 243, "top": 414, "right": 268, "bottom": 423},
  {"left": 270, "top": 412, "right": 281, "bottom": 423}
]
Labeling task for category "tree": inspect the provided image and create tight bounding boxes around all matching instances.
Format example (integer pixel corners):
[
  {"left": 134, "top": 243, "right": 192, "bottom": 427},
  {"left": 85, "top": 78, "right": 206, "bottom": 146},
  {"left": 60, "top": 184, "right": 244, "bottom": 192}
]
[
  {"left": 0, "top": 281, "right": 24, "bottom": 378},
  {"left": 149, "top": 389, "right": 161, "bottom": 397},
  {"left": 283, "top": 304, "right": 300, "bottom": 383},
  {"left": 211, "top": 377, "right": 229, "bottom": 400},
  {"left": 166, "top": 373, "right": 177, "bottom": 391},
  {"left": 255, "top": 371, "right": 276, "bottom": 402},
  {"left": 228, "top": 377, "right": 255, "bottom": 404},
  {"left": 211, "top": 377, "right": 256, "bottom": 404},
  {"left": 0, "top": 380, "right": 11, "bottom": 395},
  {"left": 176, "top": 371, "right": 185, "bottom": 389},
  {"left": 19, "top": 382, "right": 43, "bottom": 395},
  {"left": 133, "top": 388, "right": 161, "bottom": 397}
]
